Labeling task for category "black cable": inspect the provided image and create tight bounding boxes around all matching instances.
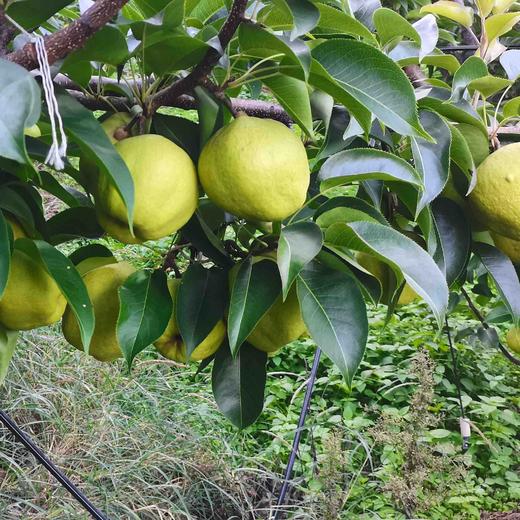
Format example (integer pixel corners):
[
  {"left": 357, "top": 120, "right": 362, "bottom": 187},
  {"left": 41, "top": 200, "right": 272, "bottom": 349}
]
[
  {"left": 272, "top": 348, "right": 321, "bottom": 520},
  {"left": 0, "top": 410, "right": 109, "bottom": 520},
  {"left": 445, "top": 317, "right": 470, "bottom": 451}
]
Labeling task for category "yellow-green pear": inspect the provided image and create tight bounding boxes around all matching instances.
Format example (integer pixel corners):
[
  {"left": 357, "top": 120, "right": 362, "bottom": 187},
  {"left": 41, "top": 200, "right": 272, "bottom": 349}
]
[
  {"left": 154, "top": 278, "right": 226, "bottom": 362},
  {"left": 95, "top": 134, "right": 198, "bottom": 243},
  {"left": 247, "top": 285, "right": 307, "bottom": 353},
  {"left": 198, "top": 115, "right": 310, "bottom": 222},
  {"left": 506, "top": 327, "right": 520, "bottom": 354},
  {"left": 491, "top": 232, "right": 520, "bottom": 264},
  {"left": 0, "top": 246, "right": 66, "bottom": 330},
  {"left": 469, "top": 143, "right": 520, "bottom": 239},
  {"left": 62, "top": 262, "right": 135, "bottom": 362},
  {"left": 5, "top": 214, "right": 27, "bottom": 240}
]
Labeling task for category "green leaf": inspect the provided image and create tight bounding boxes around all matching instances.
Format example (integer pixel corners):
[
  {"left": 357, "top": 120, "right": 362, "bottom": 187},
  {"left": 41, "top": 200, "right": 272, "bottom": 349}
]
[
  {"left": 474, "top": 243, "right": 520, "bottom": 325},
  {"left": 503, "top": 96, "right": 520, "bottom": 118},
  {"left": 278, "top": 222, "right": 323, "bottom": 301},
  {"left": 315, "top": 196, "right": 389, "bottom": 227},
  {"left": 431, "top": 198, "right": 471, "bottom": 287},
  {"left": 117, "top": 270, "right": 173, "bottom": 368},
  {"left": 476, "top": 0, "right": 495, "bottom": 17},
  {"left": 46, "top": 207, "right": 104, "bottom": 245},
  {"left": 449, "top": 124, "right": 477, "bottom": 179},
  {"left": 311, "top": 40, "right": 430, "bottom": 139},
  {"left": 420, "top": 1, "right": 474, "bottom": 28},
  {"left": 485, "top": 13, "right": 520, "bottom": 43},
  {"left": 274, "top": 0, "right": 320, "bottom": 40},
  {"left": 69, "top": 244, "right": 115, "bottom": 266},
  {"left": 0, "top": 325, "right": 18, "bottom": 386},
  {"left": 123, "top": 0, "right": 171, "bottom": 19},
  {"left": 177, "top": 265, "right": 227, "bottom": 358},
  {"left": 139, "top": 32, "right": 211, "bottom": 75},
  {"left": 263, "top": 75, "right": 314, "bottom": 138},
  {"left": 0, "top": 211, "right": 11, "bottom": 299},
  {"left": 493, "top": 0, "right": 516, "bottom": 14},
  {"left": 7, "top": 0, "right": 71, "bottom": 30},
  {"left": 412, "top": 111, "right": 452, "bottom": 212},
  {"left": 297, "top": 260, "right": 368, "bottom": 386},
  {"left": 195, "top": 86, "right": 227, "bottom": 149},
  {"left": 319, "top": 148, "right": 422, "bottom": 190},
  {"left": 308, "top": 60, "right": 372, "bottom": 135},
  {"left": 326, "top": 221, "right": 449, "bottom": 327},
  {"left": 315, "top": 3, "right": 377, "bottom": 43},
  {"left": 163, "top": 0, "right": 186, "bottom": 27},
  {"left": 228, "top": 258, "right": 281, "bottom": 356},
  {"left": 56, "top": 91, "right": 134, "bottom": 230},
  {"left": 36, "top": 171, "right": 83, "bottom": 208},
  {"left": 181, "top": 211, "right": 233, "bottom": 268},
  {"left": 449, "top": 56, "right": 488, "bottom": 103},
  {"left": 152, "top": 114, "right": 200, "bottom": 161},
  {"left": 0, "top": 60, "right": 41, "bottom": 165},
  {"left": 373, "top": 8, "right": 421, "bottom": 47},
  {"left": 212, "top": 342, "right": 267, "bottom": 429},
  {"left": 63, "top": 26, "right": 128, "bottom": 69},
  {"left": 16, "top": 238, "right": 94, "bottom": 350},
  {"left": 468, "top": 76, "right": 513, "bottom": 98},
  {"left": 238, "top": 23, "right": 310, "bottom": 80}
]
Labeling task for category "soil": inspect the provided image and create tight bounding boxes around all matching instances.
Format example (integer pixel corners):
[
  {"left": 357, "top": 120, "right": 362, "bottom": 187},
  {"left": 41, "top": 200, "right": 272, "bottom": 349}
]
[{"left": 481, "top": 512, "right": 520, "bottom": 519}]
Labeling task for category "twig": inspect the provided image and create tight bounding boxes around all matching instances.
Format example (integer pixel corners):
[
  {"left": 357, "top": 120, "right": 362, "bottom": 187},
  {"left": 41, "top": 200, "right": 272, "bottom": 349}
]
[
  {"left": 5, "top": 0, "right": 130, "bottom": 70},
  {"left": 0, "top": 7, "right": 16, "bottom": 57},
  {"left": 149, "top": 0, "right": 248, "bottom": 113},
  {"left": 460, "top": 287, "right": 520, "bottom": 367}
]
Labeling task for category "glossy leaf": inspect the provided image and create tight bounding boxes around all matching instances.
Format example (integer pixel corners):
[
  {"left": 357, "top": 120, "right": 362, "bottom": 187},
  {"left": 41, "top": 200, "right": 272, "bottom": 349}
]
[
  {"left": 0, "top": 326, "right": 18, "bottom": 386},
  {"left": 69, "top": 244, "right": 115, "bottom": 266},
  {"left": 228, "top": 258, "right": 281, "bottom": 356},
  {"left": 0, "top": 60, "right": 41, "bottom": 165},
  {"left": 152, "top": 114, "right": 200, "bottom": 161},
  {"left": 412, "top": 111, "right": 452, "bottom": 212},
  {"left": 420, "top": 1, "right": 474, "bottom": 28},
  {"left": 278, "top": 222, "right": 323, "bottom": 301},
  {"left": 315, "top": 3, "right": 377, "bottom": 43},
  {"left": 449, "top": 124, "right": 476, "bottom": 180},
  {"left": 177, "top": 265, "right": 227, "bottom": 358},
  {"left": 297, "top": 260, "right": 368, "bottom": 386},
  {"left": 181, "top": 211, "right": 233, "bottom": 268},
  {"left": 212, "top": 342, "right": 267, "bottom": 429},
  {"left": 275, "top": 0, "right": 320, "bottom": 40},
  {"left": 474, "top": 243, "right": 520, "bottom": 324},
  {"left": 319, "top": 148, "right": 422, "bottom": 190},
  {"left": 449, "top": 57, "right": 488, "bottom": 103},
  {"left": 431, "top": 198, "right": 471, "bottom": 287},
  {"left": 325, "top": 221, "right": 449, "bottom": 326},
  {"left": 117, "top": 270, "right": 173, "bottom": 368},
  {"left": 7, "top": 0, "right": 71, "bottom": 30},
  {"left": 46, "top": 207, "right": 104, "bottom": 245},
  {"left": 414, "top": 14, "right": 439, "bottom": 61},
  {"left": 503, "top": 97, "right": 520, "bottom": 118},
  {"left": 263, "top": 75, "right": 313, "bottom": 138},
  {"left": 373, "top": 8, "right": 420, "bottom": 47},
  {"left": 485, "top": 13, "right": 520, "bottom": 43},
  {"left": 16, "top": 238, "right": 94, "bottom": 351},
  {"left": 312, "top": 40, "right": 430, "bottom": 139},
  {"left": 238, "top": 23, "right": 310, "bottom": 80},
  {"left": 468, "top": 76, "right": 513, "bottom": 98},
  {"left": 56, "top": 92, "right": 134, "bottom": 230}
]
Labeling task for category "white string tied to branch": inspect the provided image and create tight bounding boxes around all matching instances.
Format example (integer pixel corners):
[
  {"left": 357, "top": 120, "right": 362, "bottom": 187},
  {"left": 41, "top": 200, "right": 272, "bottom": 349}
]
[{"left": 6, "top": 16, "right": 67, "bottom": 170}]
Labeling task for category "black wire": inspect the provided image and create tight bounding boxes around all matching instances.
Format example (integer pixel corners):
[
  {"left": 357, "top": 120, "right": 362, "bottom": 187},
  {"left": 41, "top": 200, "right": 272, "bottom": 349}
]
[
  {"left": 273, "top": 348, "right": 321, "bottom": 520},
  {"left": 0, "top": 410, "right": 109, "bottom": 520},
  {"left": 445, "top": 317, "right": 465, "bottom": 419}
]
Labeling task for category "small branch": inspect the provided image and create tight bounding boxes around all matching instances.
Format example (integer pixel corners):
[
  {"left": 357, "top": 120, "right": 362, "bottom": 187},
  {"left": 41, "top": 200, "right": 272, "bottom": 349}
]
[
  {"left": 5, "top": 0, "right": 130, "bottom": 70},
  {"left": 404, "top": 65, "right": 427, "bottom": 87},
  {"left": 460, "top": 287, "right": 520, "bottom": 367},
  {"left": 149, "top": 0, "right": 248, "bottom": 113},
  {"left": 67, "top": 89, "right": 292, "bottom": 124}
]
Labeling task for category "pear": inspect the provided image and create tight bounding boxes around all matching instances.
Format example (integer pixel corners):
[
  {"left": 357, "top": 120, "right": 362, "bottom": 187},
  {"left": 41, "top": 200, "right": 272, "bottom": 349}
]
[
  {"left": 0, "top": 246, "right": 66, "bottom": 330},
  {"left": 62, "top": 261, "right": 135, "bottom": 362},
  {"left": 95, "top": 134, "right": 198, "bottom": 243}
]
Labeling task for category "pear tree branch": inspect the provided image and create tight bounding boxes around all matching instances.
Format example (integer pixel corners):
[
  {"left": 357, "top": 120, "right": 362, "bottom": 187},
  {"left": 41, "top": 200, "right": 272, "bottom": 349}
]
[{"left": 5, "top": 0, "right": 130, "bottom": 70}]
